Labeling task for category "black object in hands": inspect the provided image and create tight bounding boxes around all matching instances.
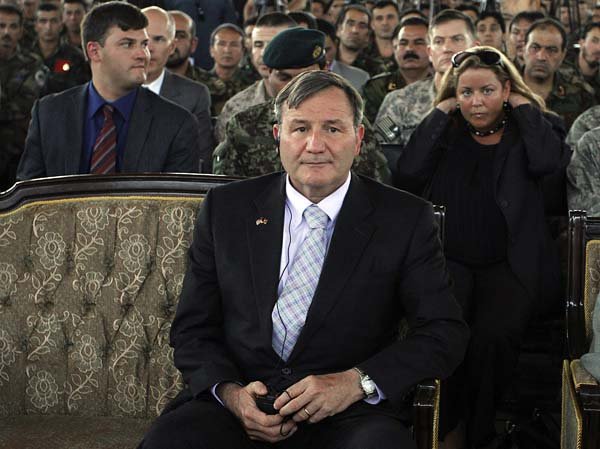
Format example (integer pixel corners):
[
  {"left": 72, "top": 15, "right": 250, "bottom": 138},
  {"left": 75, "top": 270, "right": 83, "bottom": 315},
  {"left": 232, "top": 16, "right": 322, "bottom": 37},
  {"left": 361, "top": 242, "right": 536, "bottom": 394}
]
[{"left": 255, "top": 392, "right": 279, "bottom": 415}]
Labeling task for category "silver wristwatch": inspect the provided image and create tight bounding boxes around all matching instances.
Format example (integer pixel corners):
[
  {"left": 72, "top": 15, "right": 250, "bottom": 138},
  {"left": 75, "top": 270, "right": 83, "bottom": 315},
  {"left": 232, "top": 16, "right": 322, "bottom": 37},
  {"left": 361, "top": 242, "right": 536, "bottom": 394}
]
[{"left": 354, "top": 367, "right": 377, "bottom": 398}]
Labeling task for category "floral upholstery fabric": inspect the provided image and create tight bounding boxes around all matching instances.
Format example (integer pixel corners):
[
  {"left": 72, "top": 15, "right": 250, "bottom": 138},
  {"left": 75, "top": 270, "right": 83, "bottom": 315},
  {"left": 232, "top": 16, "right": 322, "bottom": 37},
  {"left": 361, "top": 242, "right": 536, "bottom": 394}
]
[{"left": 0, "top": 196, "right": 202, "bottom": 420}]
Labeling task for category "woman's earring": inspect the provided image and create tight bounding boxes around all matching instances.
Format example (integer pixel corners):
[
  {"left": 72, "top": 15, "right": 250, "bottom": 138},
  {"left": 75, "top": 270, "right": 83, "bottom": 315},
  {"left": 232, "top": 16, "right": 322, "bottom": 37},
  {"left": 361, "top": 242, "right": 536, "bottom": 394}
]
[
  {"left": 456, "top": 103, "right": 460, "bottom": 110},
  {"left": 503, "top": 101, "right": 510, "bottom": 111}
]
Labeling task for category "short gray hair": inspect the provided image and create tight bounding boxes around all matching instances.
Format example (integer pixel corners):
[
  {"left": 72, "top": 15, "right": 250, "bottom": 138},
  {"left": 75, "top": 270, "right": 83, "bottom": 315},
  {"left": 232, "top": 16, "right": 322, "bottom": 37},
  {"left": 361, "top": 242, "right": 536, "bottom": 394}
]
[{"left": 274, "top": 70, "right": 364, "bottom": 128}]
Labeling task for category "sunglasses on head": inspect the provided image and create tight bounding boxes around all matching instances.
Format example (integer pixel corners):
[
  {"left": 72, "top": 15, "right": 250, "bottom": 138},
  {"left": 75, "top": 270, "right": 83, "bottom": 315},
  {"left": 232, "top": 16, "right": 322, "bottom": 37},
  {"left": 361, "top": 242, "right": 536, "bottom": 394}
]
[{"left": 450, "top": 50, "right": 503, "bottom": 68}]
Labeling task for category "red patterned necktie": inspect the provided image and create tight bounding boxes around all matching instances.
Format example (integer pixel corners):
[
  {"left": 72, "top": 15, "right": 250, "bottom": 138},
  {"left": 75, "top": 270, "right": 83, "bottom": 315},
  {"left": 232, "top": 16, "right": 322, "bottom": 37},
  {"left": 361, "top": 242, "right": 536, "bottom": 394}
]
[{"left": 90, "top": 104, "right": 116, "bottom": 174}]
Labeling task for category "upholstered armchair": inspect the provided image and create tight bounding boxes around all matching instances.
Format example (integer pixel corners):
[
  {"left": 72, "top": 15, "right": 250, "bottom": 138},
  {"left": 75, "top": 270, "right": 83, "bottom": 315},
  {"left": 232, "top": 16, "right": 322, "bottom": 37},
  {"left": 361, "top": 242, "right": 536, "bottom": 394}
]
[
  {"left": 562, "top": 210, "right": 600, "bottom": 449},
  {"left": 0, "top": 174, "right": 440, "bottom": 449}
]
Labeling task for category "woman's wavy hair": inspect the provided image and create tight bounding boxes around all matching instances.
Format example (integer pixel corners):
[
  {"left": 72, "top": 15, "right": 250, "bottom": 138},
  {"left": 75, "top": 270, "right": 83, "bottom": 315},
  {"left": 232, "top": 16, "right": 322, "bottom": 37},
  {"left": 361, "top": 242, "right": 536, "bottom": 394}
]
[{"left": 434, "top": 45, "right": 549, "bottom": 113}]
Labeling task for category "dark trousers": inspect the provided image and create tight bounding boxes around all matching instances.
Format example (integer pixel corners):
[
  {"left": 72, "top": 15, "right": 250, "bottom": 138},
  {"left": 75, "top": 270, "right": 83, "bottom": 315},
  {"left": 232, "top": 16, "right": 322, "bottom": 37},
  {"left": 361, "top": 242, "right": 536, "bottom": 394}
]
[
  {"left": 441, "top": 260, "right": 535, "bottom": 447},
  {"left": 139, "top": 394, "right": 415, "bottom": 449}
]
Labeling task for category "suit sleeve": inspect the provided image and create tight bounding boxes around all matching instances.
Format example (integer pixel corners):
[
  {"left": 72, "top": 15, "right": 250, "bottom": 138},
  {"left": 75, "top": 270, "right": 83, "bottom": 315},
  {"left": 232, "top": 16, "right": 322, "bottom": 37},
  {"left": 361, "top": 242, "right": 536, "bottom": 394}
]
[
  {"left": 192, "top": 83, "right": 215, "bottom": 173},
  {"left": 16, "top": 99, "right": 47, "bottom": 181},
  {"left": 163, "top": 110, "right": 202, "bottom": 173},
  {"left": 170, "top": 189, "right": 243, "bottom": 396},
  {"left": 359, "top": 202, "right": 469, "bottom": 406}
]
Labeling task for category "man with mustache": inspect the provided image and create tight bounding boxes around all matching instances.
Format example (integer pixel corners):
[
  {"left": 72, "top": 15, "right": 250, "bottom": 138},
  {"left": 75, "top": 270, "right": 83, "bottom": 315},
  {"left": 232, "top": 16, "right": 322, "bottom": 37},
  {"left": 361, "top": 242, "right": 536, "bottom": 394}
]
[
  {"left": 17, "top": 1, "right": 202, "bottom": 181},
  {"left": 522, "top": 17, "right": 594, "bottom": 130},
  {"left": 363, "top": 16, "right": 431, "bottom": 124},
  {"left": 0, "top": 3, "right": 47, "bottom": 191}
]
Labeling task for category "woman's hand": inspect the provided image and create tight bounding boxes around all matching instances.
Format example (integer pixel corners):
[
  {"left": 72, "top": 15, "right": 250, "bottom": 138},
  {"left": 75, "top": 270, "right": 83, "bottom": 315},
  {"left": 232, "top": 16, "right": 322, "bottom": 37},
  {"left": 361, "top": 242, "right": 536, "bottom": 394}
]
[
  {"left": 436, "top": 98, "right": 457, "bottom": 114},
  {"left": 508, "top": 93, "right": 530, "bottom": 108}
]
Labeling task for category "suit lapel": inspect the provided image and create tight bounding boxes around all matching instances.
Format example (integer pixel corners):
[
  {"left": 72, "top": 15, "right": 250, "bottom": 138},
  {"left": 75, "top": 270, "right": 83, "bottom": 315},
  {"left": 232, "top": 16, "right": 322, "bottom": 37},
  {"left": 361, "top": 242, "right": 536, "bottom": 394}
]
[
  {"left": 64, "top": 86, "right": 86, "bottom": 174},
  {"left": 288, "top": 175, "right": 375, "bottom": 362},
  {"left": 123, "top": 88, "right": 152, "bottom": 171},
  {"left": 247, "top": 175, "right": 287, "bottom": 349},
  {"left": 160, "top": 71, "right": 182, "bottom": 103}
]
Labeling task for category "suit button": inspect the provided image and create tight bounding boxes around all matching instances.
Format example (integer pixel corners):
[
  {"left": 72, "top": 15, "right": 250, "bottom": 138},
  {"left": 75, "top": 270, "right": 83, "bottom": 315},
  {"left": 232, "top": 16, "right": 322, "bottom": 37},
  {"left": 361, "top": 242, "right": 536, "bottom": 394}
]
[
  {"left": 500, "top": 200, "right": 508, "bottom": 209},
  {"left": 281, "top": 367, "right": 292, "bottom": 375}
]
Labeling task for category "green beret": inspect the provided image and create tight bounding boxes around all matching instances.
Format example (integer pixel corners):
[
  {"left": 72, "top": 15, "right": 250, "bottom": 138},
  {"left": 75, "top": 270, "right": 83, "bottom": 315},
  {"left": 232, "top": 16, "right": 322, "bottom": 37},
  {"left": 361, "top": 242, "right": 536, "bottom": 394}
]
[{"left": 263, "top": 27, "right": 326, "bottom": 70}]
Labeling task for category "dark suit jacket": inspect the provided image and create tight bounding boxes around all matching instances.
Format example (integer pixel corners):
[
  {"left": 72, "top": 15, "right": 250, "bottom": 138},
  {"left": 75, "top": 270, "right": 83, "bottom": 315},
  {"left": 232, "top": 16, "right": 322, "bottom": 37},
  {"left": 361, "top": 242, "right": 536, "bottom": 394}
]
[
  {"left": 16, "top": 84, "right": 201, "bottom": 180},
  {"left": 170, "top": 172, "right": 469, "bottom": 409},
  {"left": 160, "top": 71, "right": 214, "bottom": 172},
  {"left": 395, "top": 105, "right": 572, "bottom": 305}
]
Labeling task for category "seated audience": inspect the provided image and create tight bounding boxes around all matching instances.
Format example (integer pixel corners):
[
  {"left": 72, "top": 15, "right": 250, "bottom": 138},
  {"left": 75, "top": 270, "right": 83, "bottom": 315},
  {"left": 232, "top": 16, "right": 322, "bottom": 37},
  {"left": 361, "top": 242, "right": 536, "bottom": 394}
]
[
  {"left": 16, "top": 1, "right": 202, "bottom": 180},
  {"left": 213, "top": 27, "right": 390, "bottom": 183},
  {"left": 395, "top": 46, "right": 571, "bottom": 448},
  {"left": 139, "top": 69, "right": 468, "bottom": 449}
]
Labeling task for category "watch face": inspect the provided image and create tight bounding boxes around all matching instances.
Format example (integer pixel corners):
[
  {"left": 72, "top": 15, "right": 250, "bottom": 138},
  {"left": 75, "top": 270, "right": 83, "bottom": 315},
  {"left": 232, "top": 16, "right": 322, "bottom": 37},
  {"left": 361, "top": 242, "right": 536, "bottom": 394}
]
[{"left": 362, "top": 377, "right": 377, "bottom": 395}]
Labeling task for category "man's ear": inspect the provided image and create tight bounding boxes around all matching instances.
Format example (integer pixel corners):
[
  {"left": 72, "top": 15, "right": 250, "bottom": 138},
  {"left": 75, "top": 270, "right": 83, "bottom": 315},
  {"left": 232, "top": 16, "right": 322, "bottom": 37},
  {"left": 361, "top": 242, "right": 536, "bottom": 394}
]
[
  {"left": 273, "top": 123, "right": 280, "bottom": 141},
  {"left": 191, "top": 36, "right": 198, "bottom": 54},
  {"left": 86, "top": 41, "right": 101, "bottom": 62}
]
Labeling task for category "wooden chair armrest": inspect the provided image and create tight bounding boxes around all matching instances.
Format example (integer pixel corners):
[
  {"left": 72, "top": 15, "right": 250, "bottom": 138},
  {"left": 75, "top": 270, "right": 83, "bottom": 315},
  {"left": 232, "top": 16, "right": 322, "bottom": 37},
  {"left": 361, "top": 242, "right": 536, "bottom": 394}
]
[{"left": 413, "top": 379, "right": 440, "bottom": 449}]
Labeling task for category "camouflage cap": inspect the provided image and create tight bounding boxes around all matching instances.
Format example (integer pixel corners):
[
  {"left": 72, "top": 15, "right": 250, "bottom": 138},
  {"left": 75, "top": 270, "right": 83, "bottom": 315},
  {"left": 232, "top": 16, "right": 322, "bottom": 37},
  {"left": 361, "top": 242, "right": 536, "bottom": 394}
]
[{"left": 263, "top": 27, "right": 326, "bottom": 70}]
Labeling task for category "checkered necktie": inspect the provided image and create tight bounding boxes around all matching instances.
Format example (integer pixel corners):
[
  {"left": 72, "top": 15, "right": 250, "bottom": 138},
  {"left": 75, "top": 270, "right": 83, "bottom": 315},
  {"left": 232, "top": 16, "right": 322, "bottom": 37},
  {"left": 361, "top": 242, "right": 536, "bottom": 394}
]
[
  {"left": 272, "top": 205, "right": 329, "bottom": 361},
  {"left": 90, "top": 104, "right": 116, "bottom": 174}
]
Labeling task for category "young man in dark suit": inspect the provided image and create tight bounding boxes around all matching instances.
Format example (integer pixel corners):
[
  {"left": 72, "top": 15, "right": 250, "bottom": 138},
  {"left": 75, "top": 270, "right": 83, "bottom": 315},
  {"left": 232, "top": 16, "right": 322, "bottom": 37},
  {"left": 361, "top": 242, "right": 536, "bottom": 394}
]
[
  {"left": 140, "top": 70, "right": 469, "bottom": 449},
  {"left": 16, "top": 1, "right": 201, "bottom": 181}
]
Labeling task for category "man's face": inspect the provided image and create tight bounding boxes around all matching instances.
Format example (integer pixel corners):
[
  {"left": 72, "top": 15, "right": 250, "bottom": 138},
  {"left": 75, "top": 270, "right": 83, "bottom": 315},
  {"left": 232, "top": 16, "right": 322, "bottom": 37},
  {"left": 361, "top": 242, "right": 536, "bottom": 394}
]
[
  {"left": 252, "top": 25, "right": 287, "bottom": 79},
  {"left": 20, "top": 0, "right": 37, "bottom": 19},
  {"left": 592, "top": 7, "right": 600, "bottom": 22},
  {"left": 35, "top": 9, "right": 62, "bottom": 43},
  {"left": 91, "top": 25, "right": 150, "bottom": 90},
  {"left": 394, "top": 24, "right": 429, "bottom": 71},
  {"left": 62, "top": 2, "right": 84, "bottom": 33},
  {"left": 324, "top": 34, "right": 337, "bottom": 66},
  {"left": 0, "top": 11, "right": 21, "bottom": 60},
  {"left": 580, "top": 27, "right": 600, "bottom": 70},
  {"left": 144, "top": 10, "right": 175, "bottom": 81},
  {"left": 559, "top": 6, "right": 571, "bottom": 30},
  {"left": 476, "top": 16, "right": 504, "bottom": 50},
  {"left": 337, "top": 9, "right": 370, "bottom": 51},
  {"left": 273, "top": 86, "right": 364, "bottom": 202},
  {"left": 524, "top": 27, "right": 565, "bottom": 82},
  {"left": 310, "top": 1, "right": 324, "bottom": 18},
  {"left": 267, "top": 64, "right": 320, "bottom": 96},
  {"left": 167, "top": 13, "right": 196, "bottom": 68},
  {"left": 507, "top": 18, "right": 532, "bottom": 63},
  {"left": 210, "top": 28, "right": 243, "bottom": 70},
  {"left": 427, "top": 19, "right": 474, "bottom": 74},
  {"left": 243, "top": 23, "right": 253, "bottom": 51},
  {"left": 371, "top": 5, "right": 398, "bottom": 40},
  {"left": 327, "top": 0, "right": 345, "bottom": 22}
]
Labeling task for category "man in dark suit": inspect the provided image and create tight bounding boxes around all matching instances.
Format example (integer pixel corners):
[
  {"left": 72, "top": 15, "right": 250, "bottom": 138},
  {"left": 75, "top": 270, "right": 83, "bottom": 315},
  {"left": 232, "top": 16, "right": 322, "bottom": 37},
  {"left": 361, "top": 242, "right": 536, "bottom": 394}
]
[
  {"left": 142, "top": 6, "right": 213, "bottom": 172},
  {"left": 140, "top": 70, "right": 469, "bottom": 449},
  {"left": 16, "top": 1, "right": 201, "bottom": 181}
]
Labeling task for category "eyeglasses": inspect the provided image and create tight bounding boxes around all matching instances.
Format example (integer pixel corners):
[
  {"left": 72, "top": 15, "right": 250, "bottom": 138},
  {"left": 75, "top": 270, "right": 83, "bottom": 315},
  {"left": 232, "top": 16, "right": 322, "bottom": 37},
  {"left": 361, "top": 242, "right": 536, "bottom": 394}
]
[{"left": 450, "top": 50, "right": 503, "bottom": 68}]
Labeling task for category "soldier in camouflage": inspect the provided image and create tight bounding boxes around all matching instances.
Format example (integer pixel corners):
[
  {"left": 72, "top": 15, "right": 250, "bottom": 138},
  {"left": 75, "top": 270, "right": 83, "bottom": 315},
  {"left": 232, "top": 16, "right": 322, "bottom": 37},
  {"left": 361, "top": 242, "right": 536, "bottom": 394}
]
[
  {"left": 194, "top": 24, "right": 255, "bottom": 116},
  {"left": 573, "top": 22, "right": 600, "bottom": 105},
  {"left": 18, "top": 0, "right": 37, "bottom": 49},
  {"left": 165, "top": 11, "right": 204, "bottom": 80},
  {"left": 363, "top": 16, "right": 431, "bottom": 123},
  {"left": 358, "top": 0, "right": 399, "bottom": 77},
  {"left": 335, "top": 5, "right": 375, "bottom": 74},
  {"left": 213, "top": 27, "right": 391, "bottom": 183},
  {"left": 375, "top": 10, "right": 476, "bottom": 146},
  {"left": 0, "top": 4, "right": 47, "bottom": 191},
  {"left": 30, "top": 3, "right": 90, "bottom": 96},
  {"left": 567, "top": 104, "right": 600, "bottom": 147},
  {"left": 60, "top": 0, "right": 86, "bottom": 49},
  {"left": 567, "top": 126, "right": 600, "bottom": 214},
  {"left": 522, "top": 18, "right": 594, "bottom": 131},
  {"left": 214, "top": 12, "right": 296, "bottom": 142}
]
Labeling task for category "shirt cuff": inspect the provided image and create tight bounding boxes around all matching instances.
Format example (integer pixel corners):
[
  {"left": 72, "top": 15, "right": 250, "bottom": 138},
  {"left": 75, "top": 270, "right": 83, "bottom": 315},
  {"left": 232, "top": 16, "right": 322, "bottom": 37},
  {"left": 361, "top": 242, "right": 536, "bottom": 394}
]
[
  {"left": 364, "top": 383, "right": 386, "bottom": 405},
  {"left": 211, "top": 381, "right": 244, "bottom": 406}
]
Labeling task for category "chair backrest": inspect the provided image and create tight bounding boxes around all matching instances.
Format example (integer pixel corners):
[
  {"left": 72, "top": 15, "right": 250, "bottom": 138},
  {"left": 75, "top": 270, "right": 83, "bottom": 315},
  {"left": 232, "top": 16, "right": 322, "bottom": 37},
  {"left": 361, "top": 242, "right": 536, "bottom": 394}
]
[
  {"left": 566, "top": 210, "right": 600, "bottom": 358},
  {"left": 0, "top": 174, "right": 233, "bottom": 419}
]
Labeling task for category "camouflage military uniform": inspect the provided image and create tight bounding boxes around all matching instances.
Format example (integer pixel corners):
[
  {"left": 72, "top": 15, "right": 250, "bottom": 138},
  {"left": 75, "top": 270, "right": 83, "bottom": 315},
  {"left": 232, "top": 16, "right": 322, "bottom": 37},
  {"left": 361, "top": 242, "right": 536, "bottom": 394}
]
[
  {"left": 567, "top": 105, "right": 600, "bottom": 147},
  {"left": 215, "top": 79, "right": 270, "bottom": 142},
  {"left": 374, "top": 77, "right": 436, "bottom": 146},
  {"left": 0, "top": 47, "right": 47, "bottom": 190},
  {"left": 567, "top": 126, "right": 600, "bottom": 214},
  {"left": 194, "top": 67, "right": 255, "bottom": 116},
  {"left": 20, "top": 19, "right": 37, "bottom": 50},
  {"left": 212, "top": 99, "right": 391, "bottom": 183},
  {"left": 362, "top": 71, "right": 407, "bottom": 124},
  {"left": 30, "top": 41, "right": 91, "bottom": 96},
  {"left": 545, "top": 69, "right": 595, "bottom": 131},
  {"left": 353, "top": 41, "right": 397, "bottom": 78}
]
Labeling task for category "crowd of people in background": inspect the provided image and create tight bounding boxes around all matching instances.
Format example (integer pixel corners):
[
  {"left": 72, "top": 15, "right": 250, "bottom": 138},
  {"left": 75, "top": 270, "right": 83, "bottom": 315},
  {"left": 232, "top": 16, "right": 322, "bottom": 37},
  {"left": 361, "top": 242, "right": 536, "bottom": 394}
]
[{"left": 1, "top": 0, "right": 600, "bottom": 447}]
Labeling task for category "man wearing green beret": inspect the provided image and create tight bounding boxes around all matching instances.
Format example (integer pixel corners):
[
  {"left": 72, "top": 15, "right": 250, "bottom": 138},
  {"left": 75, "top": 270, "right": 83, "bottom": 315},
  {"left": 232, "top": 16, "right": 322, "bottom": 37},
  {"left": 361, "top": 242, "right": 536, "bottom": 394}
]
[{"left": 212, "top": 27, "right": 390, "bottom": 184}]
